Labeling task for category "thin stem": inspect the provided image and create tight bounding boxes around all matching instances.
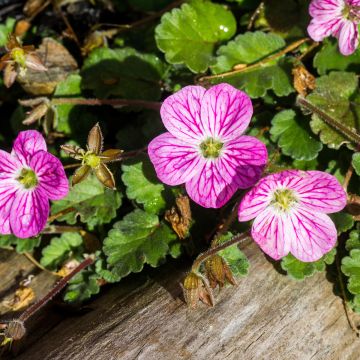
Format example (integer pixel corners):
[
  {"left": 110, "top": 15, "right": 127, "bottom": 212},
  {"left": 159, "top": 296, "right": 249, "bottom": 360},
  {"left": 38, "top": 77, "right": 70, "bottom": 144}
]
[
  {"left": 51, "top": 98, "right": 161, "bottom": 110},
  {"left": 41, "top": 225, "right": 83, "bottom": 234},
  {"left": 23, "top": 252, "right": 59, "bottom": 276},
  {"left": 297, "top": 41, "right": 319, "bottom": 61},
  {"left": 247, "top": 1, "right": 264, "bottom": 30},
  {"left": 19, "top": 257, "right": 94, "bottom": 323},
  {"left": 192, "top": 231, "right": 251, "bottom": 272},
  {"left": 47, "top": 207, "right": 75, "bottom": 223},
  {"left": 336, "top": 252, "right": 360, "bottom": 336},
  {"left": 198, "top": 38, "right": 310, "bottom": 83},
  {"left": 297, "top": 97, "right": 360, "bottom": 145},
  {"left": 343, "top": 164, "right": 354, "bottom": 191}
]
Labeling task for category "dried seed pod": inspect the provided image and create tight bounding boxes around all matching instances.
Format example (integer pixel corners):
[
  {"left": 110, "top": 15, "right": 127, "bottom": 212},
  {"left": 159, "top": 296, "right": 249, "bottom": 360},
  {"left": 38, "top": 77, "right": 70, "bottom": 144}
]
[
  {"left": 4, "top": 320, "right": 26, "bottom": 341},
  {"left": 292, "top": 64, "right": 316, "bottom": 97},
  {"left": 182, "top": 272, "right": 214, "bottom": 309},
  {"left": 205, "top": 255, "right": 236, "bottom": 289},
  {"left": 165, "top": 195, "right": 192, "bottom": 239}
]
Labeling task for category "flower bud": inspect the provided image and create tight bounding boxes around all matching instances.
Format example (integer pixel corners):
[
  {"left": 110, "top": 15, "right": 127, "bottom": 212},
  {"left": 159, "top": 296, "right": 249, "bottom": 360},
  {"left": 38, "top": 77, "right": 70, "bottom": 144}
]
[
  {"left": 182, "top": 272, "right": 214, "bottom": 309},
  {"left": 205, "top": 255, "right": 236, "bottom": 289}
]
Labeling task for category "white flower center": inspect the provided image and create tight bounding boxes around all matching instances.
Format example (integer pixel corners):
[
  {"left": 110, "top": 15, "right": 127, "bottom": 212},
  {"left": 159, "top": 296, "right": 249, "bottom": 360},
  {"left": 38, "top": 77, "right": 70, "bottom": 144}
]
[
  {"left": 17, "top": 168, "right": 38, "bottom": 189},
  {"left": 199, "top": 138, "right": 223, "bottom": 159},
  {"left": 270, "top": 188, "right": 298, "bottom": 213}
]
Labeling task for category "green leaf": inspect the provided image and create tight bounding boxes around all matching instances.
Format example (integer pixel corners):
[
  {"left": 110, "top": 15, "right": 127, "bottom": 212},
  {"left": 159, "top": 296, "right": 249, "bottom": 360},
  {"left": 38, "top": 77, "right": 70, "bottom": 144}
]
[
  {"left": 217, "top": 233, "right": 249, "bottom": 277},
  {"left": 0, "top": 234, "right": 41, "bottom": 253},
  {"left": 155, "top": 0, "right": 236, "bottom": 73},
  {"left": 306, "top": 71, "right": 359, "bottom": 149},
  {"left": 346, "top": 230, "right": 360, "bottom": 252},
  {"left": 212, "top": 32, "right": 293, "bottom": 98},
  {"left": 330, "top": 212, "right": 354, "bottom": 234},
  {"left": 95, "top": 259, "right": 121, "bottom": 283},
  {"left": 81, "top": 47, "right": 166, "bottom": 99},
  {"left": 40, "top": 233, "right": 83, "bottom": 270},
  {"left": 352, "top": 152, "right": 360, "bottom": 176},
  {"left": 281, "top": 248, "right": 336, "bottom": 280},
  {"left": 121, "top": 156, "right": 166, "bottom": 214},
  {"left": 0, "top": 18, "right": 15, "bottom": 47},
  {"left": 103, "top": 209, "right": 179, "bottom": 280},
  {"left": 51, "top": 174, "right": 122, "bottom": 229},
  {"left": 270, "top": 109, "right": 322, "bottom": 160},
  {"left": 342, "top": 249, "right": 360, "bottom": 295},
  {"left": 314, "top": 38, "right": 360, "bottom": 76},
  {"left": 64, "top": 270, "right": 101, "bottom": 303}
]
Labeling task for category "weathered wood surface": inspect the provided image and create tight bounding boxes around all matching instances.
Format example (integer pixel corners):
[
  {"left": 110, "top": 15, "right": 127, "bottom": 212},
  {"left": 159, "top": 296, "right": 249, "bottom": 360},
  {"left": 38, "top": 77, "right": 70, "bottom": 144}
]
[{"left": 2, "top": 242, "right": 360, "bottom": 360}]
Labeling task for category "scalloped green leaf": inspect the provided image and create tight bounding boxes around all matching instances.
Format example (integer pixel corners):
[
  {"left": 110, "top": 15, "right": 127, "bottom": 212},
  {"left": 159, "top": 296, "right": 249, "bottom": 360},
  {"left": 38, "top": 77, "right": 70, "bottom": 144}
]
[
  {"left": 51, "top": 174, "right": 122, "bottom": 229},
  {"left": 103, "top": 209, "right": 179, "bottom": 280},
  {"left": 281, "top": 249, "right": 336, "bottom": 280},
  {"left": 40, "top": 233, "right": 83, "bottom": 270},
  {"left": 346, "top": 229, "right": 360, "bottom": 252},
  {"left": 342, "top": 249, "right": 360, "bottom": 295},
  {"left": 0, "top": 234, "right": 41, "bottom": 253},
  {"left": 314, "top": 38, "right": 360, "bottom": 75},
  {"left": 212, "top": 31, "right": 293, "bottom": 98},
  {"left": 330, "top": 212, "right": 354, "bottom": 234},
  {"left": 352, "top": 152, "right": 360, "bottom": 176},
  {"left": 81, "top": 47, "right": 166, "bottom": 99},
  {"left": 305, "top": 71, "right": 359, "bottom": 149},
  {"left": 121, "top": 156, "right": 166, "bottom": 214},
  {"left": 270, "top": 109, "right": 322, "bottom": 160},
  {"left": 155, "top": 0, "right": 236, "bottom": 73}
]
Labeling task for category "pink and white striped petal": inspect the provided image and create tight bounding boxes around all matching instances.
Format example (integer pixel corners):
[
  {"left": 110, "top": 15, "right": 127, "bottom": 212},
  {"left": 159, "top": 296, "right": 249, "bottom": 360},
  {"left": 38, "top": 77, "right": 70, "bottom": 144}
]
[
  {"left": 251, "top": 208, "right": 290, "bottom": 260},
  {"left": 0, "top": 183, "right": 18, "bottom": 235},
  {"left": 9, "top": 187, "right": 49, "bottom": 238},
  {"left": 11, "top": 130, "right": 47, "bottom": 166},
  {"left": 185, "top": 160, "right": 238, "bottom": 208},
  {"left": 218, "top": 136, "right": 267, "bottom": 189},
  {"left": 148, "top": 132, "right": 205, "bottom": 186},
  {"left": 307, "top": 17, "right": 344, "bottom": 41},
  {"left": 289, "top": 171, "right": 346, "bottom": 213},
  {"left": 308, "top": 0, "right": 344, "bottom": 18},
  {"left": 288, "top": 207, "right": 337, "bottom": 262},
  {"left": 337, "top": 19, "right": 359, "bottom": 55},
  {"left": 200, "top": 83, "right": 253, "bottom": 141},
  {"left": 30, "top": 151, "right": 69, "bottom": 200},
  {"left": 0, "top": 150, "right": 21, "bottom": 177},
  {"left": 160, "top": 85, "right": 206, "bottom": 143}
]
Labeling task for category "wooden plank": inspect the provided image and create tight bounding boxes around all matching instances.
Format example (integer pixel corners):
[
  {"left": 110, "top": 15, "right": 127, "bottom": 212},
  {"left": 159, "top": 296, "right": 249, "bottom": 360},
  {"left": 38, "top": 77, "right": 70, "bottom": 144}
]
[{"left": 3, "top": 242, "right": 360, "bottom": 360}]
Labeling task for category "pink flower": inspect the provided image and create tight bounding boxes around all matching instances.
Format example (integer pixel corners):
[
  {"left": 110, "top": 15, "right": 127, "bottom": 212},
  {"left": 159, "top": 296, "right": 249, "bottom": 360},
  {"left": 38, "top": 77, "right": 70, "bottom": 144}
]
[
  {"left": 148, "top": 83, "right": 268, "bottom": 208},
  {"left": 307, "top": 0, "right": 360, "bottom": 55},
  {"left": 238, "top": 170, "right": 347, "bottom": 262},
  {"left": 0, "top": 130, "right": 69, "bottom": 238}
]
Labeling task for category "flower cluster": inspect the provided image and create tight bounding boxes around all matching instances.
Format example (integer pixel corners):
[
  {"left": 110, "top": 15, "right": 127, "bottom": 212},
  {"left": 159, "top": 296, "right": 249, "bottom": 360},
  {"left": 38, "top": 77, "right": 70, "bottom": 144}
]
[
  {"left": 0, "top": 131, "right": 68, "bottom": 238},
  {"left": 308, "top": 0, "right": 360, "bottom": 55}
]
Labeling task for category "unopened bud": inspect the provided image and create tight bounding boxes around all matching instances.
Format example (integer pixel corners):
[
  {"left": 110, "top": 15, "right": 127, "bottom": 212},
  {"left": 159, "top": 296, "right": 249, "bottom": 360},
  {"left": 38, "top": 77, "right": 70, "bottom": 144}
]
[{"left": 205, "top": 255, "right": 236, "bottom": 289}]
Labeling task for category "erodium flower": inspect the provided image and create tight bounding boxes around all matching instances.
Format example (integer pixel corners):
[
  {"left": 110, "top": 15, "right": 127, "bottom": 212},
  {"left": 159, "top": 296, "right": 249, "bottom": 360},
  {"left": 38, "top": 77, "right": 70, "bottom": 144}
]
[
  {"left": 0, "top": 130, "right": 68, "bottom": 238},
  {"left": 148, "top": 83, "right": 268, "bottom": 208},
  {"left": 307, "top": 0, "right": 360, "bottom": 55},
  {"left": 238, "top": 170, "right": 347, "bottom": 262}
]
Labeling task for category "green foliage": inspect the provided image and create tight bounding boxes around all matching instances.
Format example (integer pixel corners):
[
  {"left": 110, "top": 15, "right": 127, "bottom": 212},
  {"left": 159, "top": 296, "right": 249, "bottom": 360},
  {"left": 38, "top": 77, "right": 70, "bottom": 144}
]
[
  {"left": 81, "top": 47, "right": 167, "bottom": 99},
  {"left": 103, "top": 209, "right": 179, "bottom": 280},
  {"left": 155, "top": 0, "right": 236, "bottom": 73},
  {"left": 212, "top": 31, "right": 293, "bottom": 98},
  {"left": 330, "top": 212, "right": 354, "bottom": 234},
  {"left": 217, "top": 233, "right": 249, "bottom": 277},
  {"left": 51, "top": 174, "right": 122, "bottom": 229},
  {"left": 40, "top": 233, "right": 83, "bottom": 270},
  {"left": 270, "top": 109, "right": 322, "bottom": 160},
  {"left": 0, "top": 18, "right": 15, "bottom": 46},
  {"left": 64, "top": 270, "right": 101, "bottom": 303},
  {"left": 0, "top": 234, "right": 41, "bottom": 253},
  {"left": 122, "top": 156, "right": 167, "bottom": 214},
  {"left": 314, "top": 39, "right": 360, "bottom": 75},
  {"left": 305, "top": 72, "right": 359, "bottom": 149},
  {"left": 342, "top": 249, "right": 360, "bottom": 296},
  {"left": 346, "top": 230, "right": 360, "bottom": 252},
  {"left": 281, "top": 249, "right": 336, "bottom": 280},
  {"left": 352, "top": 152, "right": 360, "bottom": 176}
]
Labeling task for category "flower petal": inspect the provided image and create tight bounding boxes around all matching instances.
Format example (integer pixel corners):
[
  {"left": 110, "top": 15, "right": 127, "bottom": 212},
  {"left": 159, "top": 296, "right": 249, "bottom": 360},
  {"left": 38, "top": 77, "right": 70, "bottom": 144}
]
[
  {"left": 0, "top": 183, "right": 18, "bottom": 235},
  {"left": 10, "top": 188, "right": 49, "bottom": 238},
  {"left": 30, "top": 151, "right": 69, "bottom": 200},
  {"left": 307, "top": 17, "right": 344, "bottom": 41},
  {"left": 185, "top": 160, "right": 238, "bottom": 208},
  {"left": 200, "top": 83, "right": 253, "bottom": 141},
  {"left": 148, "top": 132, "right": 205, "bottom": 186},
  {"left": 309, "top": 0, "right": 344, "bottom": 18},
  {"left": 218, "top": 136, "right": 267, "bottom": 189},
  {"left": 251, "top": 208, "right": 290, "bottom": 260},
  {"left": 12, "top": 130, "right": 47, "bottom": 165},
  {"left": 338, "top": 19, "right": 359, "bottom": 55},
  {"left": 288, "top": 171, "right": 346, "bottom": 213},
  {"left": 0, "top": 149, "right": 21, "bottom": 177},
  {"left": 160, "top": 85, "right": 206, "bottom": 143},
  {"left": 288, "top": 207, "right": 337, "bottom": 262}
]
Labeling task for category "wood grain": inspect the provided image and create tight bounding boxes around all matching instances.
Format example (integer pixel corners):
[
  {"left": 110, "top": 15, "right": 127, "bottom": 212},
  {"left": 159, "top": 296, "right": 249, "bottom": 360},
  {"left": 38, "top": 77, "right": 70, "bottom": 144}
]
[{"left": 2, "top": 242, "right": 360, "bottom": 360}]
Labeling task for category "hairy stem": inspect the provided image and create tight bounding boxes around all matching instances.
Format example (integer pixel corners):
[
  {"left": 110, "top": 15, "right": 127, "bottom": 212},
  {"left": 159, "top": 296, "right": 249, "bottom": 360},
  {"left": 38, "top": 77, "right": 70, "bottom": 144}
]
[
  {"left": 47, "top": 207, "right": 75, "bottom": 223},
  {"left": 297, "top": 97, "right": 360, "bottom": 145},
  {"left": 23, "top": 252, "right": 58, "bottom": 276},
  {"left": 192, "top": 231, "right": 251, "bottom": 272}
]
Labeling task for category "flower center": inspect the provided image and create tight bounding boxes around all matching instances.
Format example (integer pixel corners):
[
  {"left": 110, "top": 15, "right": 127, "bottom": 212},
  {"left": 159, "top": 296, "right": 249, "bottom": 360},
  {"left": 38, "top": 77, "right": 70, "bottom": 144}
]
[
  {"left": 200, "top": 138, "right": 223, "bottom": 159},
  {"left": 11, "top": 48, "right": 26, "bottom": 68},
  {"left": 271, "top": 188, "right": 297, "bottom": 212},
  {"left": 343, "top": 3, "right": 360, "bottom": 22},
  {"left": 83, "top": 152, "right": 101, "bottom": 168},
  {"left": 17, "top": 168, "right": 38, "bottom": 189}
]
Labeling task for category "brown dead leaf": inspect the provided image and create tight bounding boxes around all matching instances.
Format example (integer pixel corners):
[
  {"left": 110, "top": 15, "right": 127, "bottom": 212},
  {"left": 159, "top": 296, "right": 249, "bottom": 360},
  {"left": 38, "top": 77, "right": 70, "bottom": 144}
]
[
  {"left": 165, "top": 195, "right": 192, "bottom": 239},
  {"left": 56, "top": 259, "right": 80, "bottom": 277},
  {"left": 2, "top": 286, "right": 35, "bottom": 312},
  {"left": 292, "top": 65, "right": 316, "bottom": 97},
  {"left": 17, "top": 37, "right": 78, "bottom": 95}
]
